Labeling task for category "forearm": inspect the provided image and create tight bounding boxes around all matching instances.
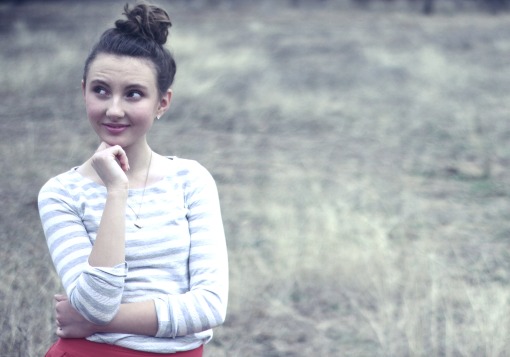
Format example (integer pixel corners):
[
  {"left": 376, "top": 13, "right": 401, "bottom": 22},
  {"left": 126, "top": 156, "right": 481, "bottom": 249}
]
[
  {"left": 56, "top": 297, "right": 158, "bottom": 338},
  {"left": 97, "top": 300, "right": 158, "bottom": 336},
  {"left": 74, "top": 189, "right": 128, "bottom": 322},
  {"left": 89, "top": 189, "right": 128, "bottom": 267}
]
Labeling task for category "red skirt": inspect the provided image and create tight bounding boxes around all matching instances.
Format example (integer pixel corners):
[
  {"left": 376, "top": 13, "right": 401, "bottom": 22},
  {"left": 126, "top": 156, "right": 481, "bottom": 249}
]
[{"left": 45, "top": 338, "right": 203, "bottom": 357}]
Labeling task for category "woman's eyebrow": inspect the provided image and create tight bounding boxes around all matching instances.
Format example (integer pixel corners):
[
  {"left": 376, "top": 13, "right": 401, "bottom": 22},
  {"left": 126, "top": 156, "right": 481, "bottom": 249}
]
[
  {"left": 88, "top": 79, "right": 149, "bottom": 91},
  {"left": 88, "top": 79, "right": 109, "bottom": 87},
  {"left": 125, "top": 83, "right": 149, "bottom": 91}
]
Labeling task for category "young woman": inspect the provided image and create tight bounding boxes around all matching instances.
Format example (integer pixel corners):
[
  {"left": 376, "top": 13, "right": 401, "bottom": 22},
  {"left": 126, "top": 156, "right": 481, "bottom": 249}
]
[{"left": 38, "top": 3, "right": 228, "bottom": 356}]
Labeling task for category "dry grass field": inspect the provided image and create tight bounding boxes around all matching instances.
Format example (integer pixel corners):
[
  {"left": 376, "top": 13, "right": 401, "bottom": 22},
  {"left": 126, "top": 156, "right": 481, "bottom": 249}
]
[{"left": 2, "top": 0, "right": 510, "bottom": 356}]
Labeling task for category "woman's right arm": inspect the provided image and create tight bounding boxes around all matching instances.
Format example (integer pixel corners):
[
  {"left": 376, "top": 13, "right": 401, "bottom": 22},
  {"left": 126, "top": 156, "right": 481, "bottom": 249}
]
[
  {"left": 87, "top": 143, "right": 129, "bottom": 268},
  {"left": 39, "top": 144, "right": 131, "bottom": 325},
  {"left": 39, "top": 178, "right": 126, "bottom": 325}
]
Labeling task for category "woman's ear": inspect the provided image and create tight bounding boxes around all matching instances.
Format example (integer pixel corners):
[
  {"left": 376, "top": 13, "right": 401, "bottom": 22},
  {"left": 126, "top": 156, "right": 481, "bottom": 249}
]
[
  {"left": 157, "top": 89, "right": 173, "bottom": 117},
  {"left": 81, "top": 80, "right": 86, "bottom": 97}
]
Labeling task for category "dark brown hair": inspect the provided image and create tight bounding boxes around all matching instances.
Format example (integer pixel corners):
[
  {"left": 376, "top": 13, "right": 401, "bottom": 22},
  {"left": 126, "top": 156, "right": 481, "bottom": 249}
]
[{"left": 83, "top": 2, "right": 176, "bottom": 96}]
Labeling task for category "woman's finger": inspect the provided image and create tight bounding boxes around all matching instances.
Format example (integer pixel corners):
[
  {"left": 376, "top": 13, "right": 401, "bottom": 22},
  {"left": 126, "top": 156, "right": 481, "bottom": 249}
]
[
  {"left": 112, "top": 146, "right": 130, "bottom": 172},
  {"left": 54, "top": 294, "right": 67, "bottom": 302},
  {"left": 95, "top": 143, "right": 130, "bottom": 172}
]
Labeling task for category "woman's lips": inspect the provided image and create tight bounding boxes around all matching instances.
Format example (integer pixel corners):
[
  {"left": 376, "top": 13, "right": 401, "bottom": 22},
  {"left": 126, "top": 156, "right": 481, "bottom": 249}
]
[{"left": 103, "top": 123, "right": 129, "bottom": 134}]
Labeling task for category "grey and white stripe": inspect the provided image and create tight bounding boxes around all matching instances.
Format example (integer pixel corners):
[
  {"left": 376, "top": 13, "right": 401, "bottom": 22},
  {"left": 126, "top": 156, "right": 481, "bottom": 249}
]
[{"left": 38, "top": 157, "right": 228, "bottom": 353}]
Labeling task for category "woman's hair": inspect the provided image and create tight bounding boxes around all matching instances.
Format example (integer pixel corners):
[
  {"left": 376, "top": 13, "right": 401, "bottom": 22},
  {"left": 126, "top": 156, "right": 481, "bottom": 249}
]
[{"left": 83, "top": 2, "right": 176, "bottom": 96}]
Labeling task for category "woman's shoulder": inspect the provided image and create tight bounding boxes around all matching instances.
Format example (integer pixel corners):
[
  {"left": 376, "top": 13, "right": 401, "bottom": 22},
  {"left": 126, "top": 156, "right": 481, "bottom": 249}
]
[
  {"left": 163, "top": 156, "right": 211, "bottom": 175},
  {"left": 40, "top": 167, "right": 102, "bottom": 195},
  {"left": 160, "top": 156, "right": 216, "bottom": 187}
]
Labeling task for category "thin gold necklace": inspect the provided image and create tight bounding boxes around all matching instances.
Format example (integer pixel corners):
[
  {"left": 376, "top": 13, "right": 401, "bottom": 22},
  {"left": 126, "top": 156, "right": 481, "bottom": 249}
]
[{"left": 127, "top": 150, "right": 153, "bottom": 229}]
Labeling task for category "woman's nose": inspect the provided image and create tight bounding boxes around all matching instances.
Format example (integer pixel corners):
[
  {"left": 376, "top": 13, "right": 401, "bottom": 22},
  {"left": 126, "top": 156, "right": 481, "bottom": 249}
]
[{"left": 106, "top": 98, "right": 124, "bottom": 119}]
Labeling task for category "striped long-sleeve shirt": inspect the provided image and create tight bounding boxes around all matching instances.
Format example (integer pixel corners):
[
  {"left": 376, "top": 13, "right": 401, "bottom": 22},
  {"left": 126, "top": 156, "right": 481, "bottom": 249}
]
[{"left": 38, "top": 157, "right": 228, "bottom": 353}]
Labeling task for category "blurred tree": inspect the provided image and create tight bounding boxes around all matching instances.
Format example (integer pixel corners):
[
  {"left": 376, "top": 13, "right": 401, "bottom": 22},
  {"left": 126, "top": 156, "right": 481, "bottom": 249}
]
[
  {"left": 422, "top": 0, "right": 434, "bottom": 13},
  {"left": 289, "top": 0, "right": 328, "bottom": 7},
  {"left": 349, "top": 0, "right": 509, "bottom": 13},
  {"left": 486, "top": 0, "right": 508, "bottom": 12}
]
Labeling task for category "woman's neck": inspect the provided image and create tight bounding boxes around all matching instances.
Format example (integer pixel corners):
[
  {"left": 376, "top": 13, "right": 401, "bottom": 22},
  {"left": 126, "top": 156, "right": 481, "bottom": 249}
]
[{"left": 124, "top": 145, "right": 154, "bottom": 187}]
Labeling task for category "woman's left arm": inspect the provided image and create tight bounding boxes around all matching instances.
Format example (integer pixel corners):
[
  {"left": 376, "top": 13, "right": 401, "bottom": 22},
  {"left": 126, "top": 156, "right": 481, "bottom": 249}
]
[
  {"left": 55, "top": 295, "right": 158, "bottom": 338},
  {"left": 153, "top": 163, "right": 229, "bottom": 338}
]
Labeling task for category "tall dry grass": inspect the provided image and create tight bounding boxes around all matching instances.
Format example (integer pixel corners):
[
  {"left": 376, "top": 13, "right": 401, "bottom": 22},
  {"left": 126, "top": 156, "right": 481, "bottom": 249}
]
[{"left": 2, "top": 1, "right": 510, "bottom": 356}]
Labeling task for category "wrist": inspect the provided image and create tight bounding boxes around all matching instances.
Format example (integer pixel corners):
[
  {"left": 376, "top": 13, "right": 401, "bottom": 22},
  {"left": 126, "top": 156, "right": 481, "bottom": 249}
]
[{"left": 106, "top": 187, "right": 129, "bottom": 197}]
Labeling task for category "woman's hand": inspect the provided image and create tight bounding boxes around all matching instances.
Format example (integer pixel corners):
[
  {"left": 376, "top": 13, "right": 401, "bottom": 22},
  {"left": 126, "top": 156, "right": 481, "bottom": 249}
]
[
  {"left": 55, "top": 294, "right": 97, "bottom": 338},
  {"left": 91, "top": 142, "right": 130, "bottom": 191}
]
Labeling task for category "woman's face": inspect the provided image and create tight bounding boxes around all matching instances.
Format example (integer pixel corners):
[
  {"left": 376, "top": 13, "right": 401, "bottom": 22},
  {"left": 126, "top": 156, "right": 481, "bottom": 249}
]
[{"left": 82, "top": 53, "right": 171, "bottom": 149}]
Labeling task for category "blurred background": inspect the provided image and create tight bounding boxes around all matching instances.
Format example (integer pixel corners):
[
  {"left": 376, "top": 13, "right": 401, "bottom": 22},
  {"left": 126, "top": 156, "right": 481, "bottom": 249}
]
[{"left": 2, "top": 0, "right": 510, "bottom": 356}]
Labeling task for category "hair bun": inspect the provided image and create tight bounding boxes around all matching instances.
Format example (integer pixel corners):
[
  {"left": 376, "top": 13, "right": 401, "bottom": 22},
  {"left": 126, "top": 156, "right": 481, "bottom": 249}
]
[{"left": 115, "top": 3, "right": 172, "bottom": 45}]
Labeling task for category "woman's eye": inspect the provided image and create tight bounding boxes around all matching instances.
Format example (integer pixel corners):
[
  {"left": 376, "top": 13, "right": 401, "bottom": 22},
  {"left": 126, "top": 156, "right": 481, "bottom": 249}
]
[
  {"left": 93, "top": 86, "right": 108, "bottom": 96},
  {"left": 127, "top": 90, "right": 143, "bottom": 99}
]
